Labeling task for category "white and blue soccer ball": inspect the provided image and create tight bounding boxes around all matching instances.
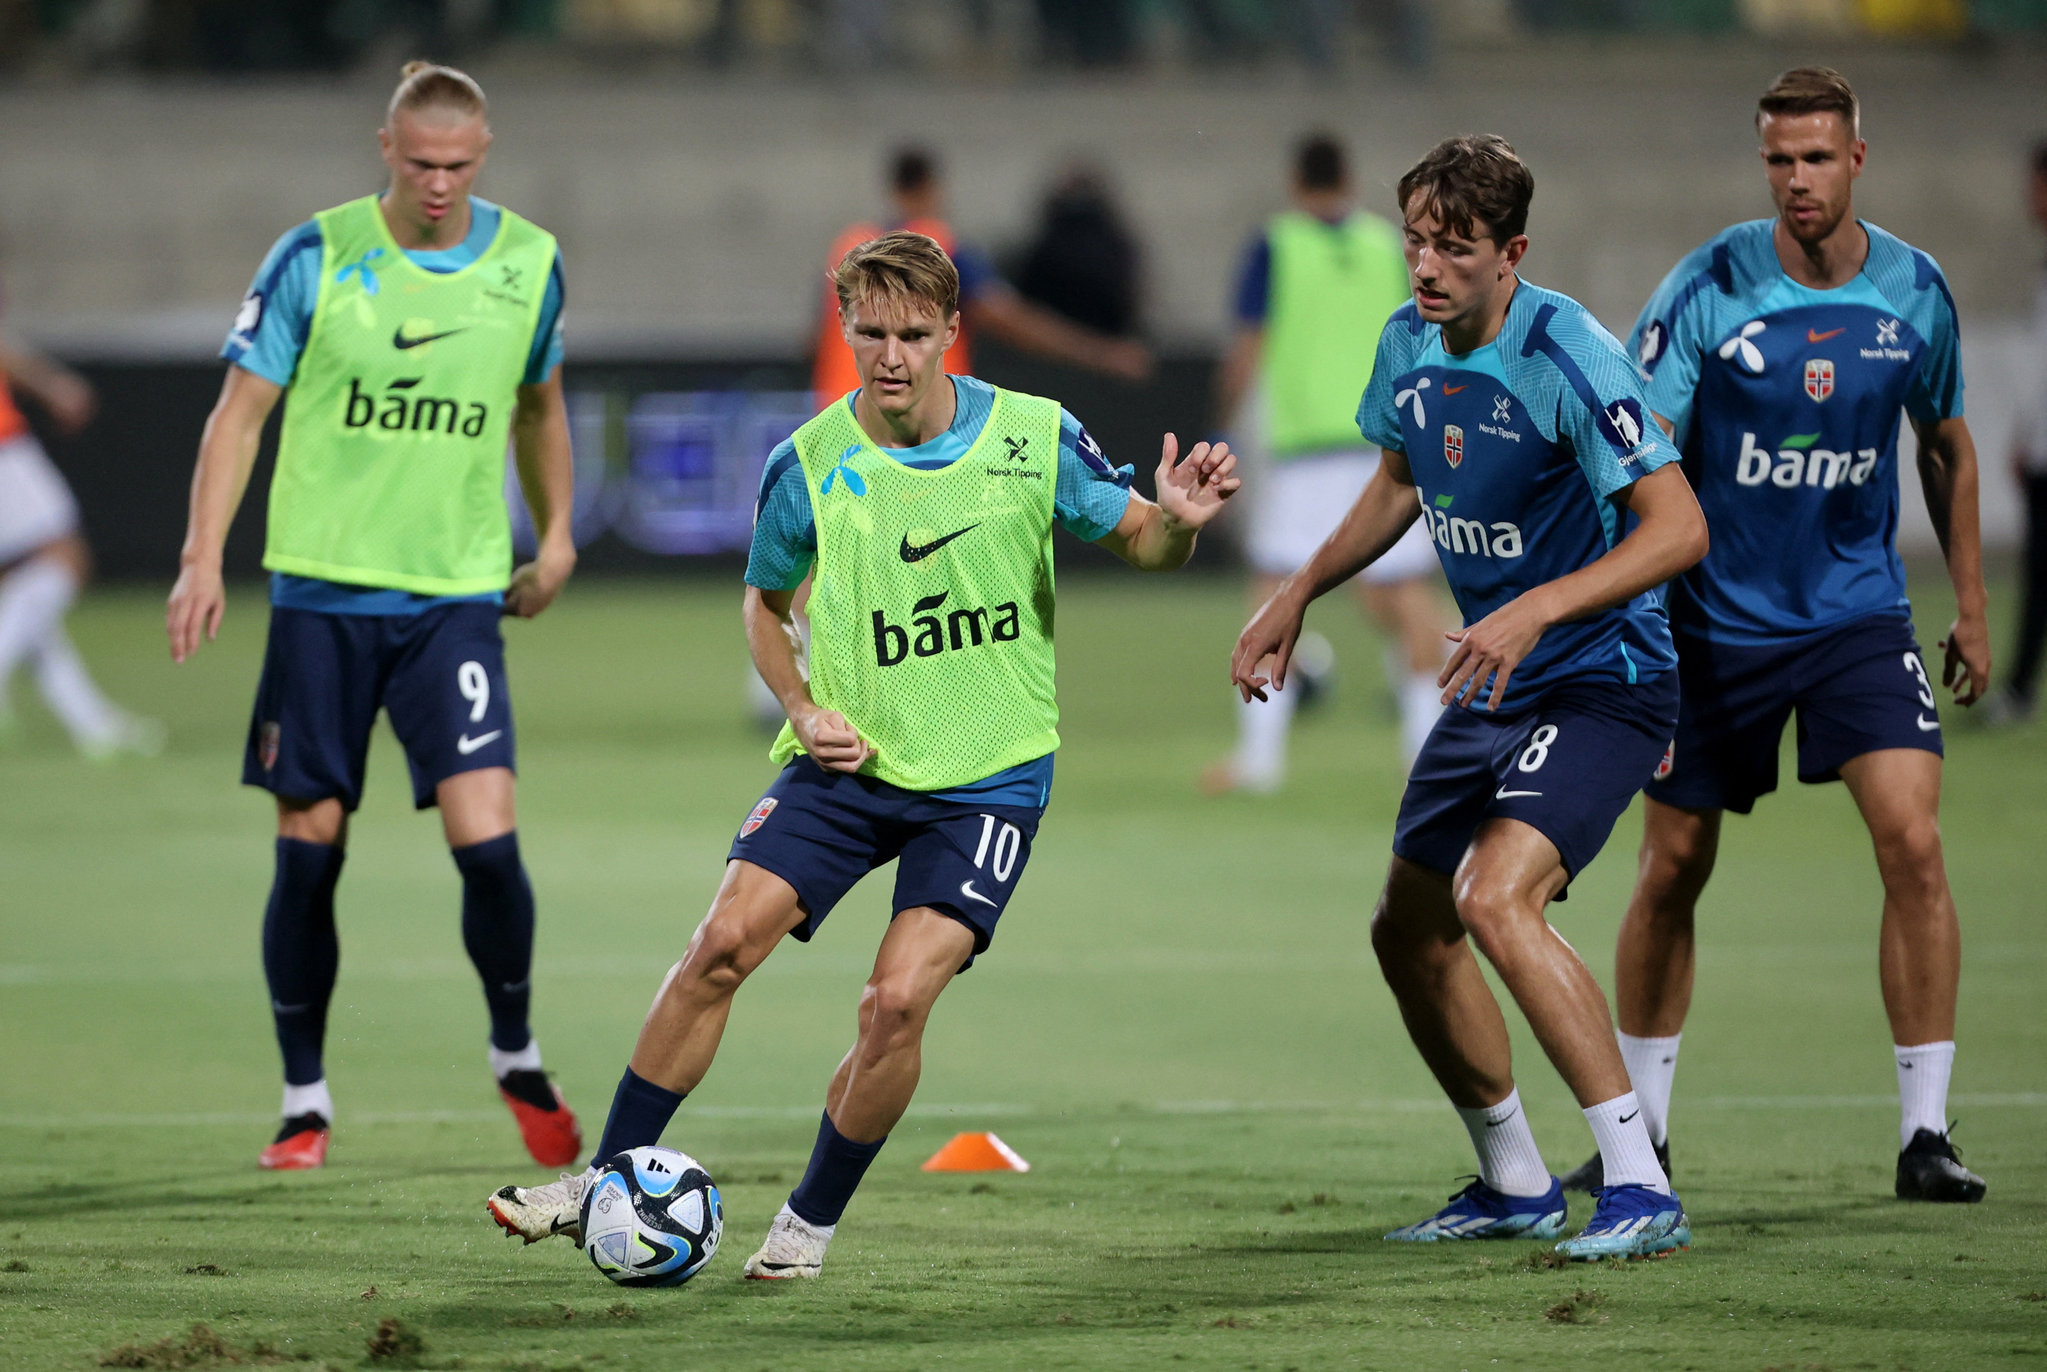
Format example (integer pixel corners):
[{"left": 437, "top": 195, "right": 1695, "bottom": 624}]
[{"left": 579, "top": 1146, "right": 722, "bottom": 1288}]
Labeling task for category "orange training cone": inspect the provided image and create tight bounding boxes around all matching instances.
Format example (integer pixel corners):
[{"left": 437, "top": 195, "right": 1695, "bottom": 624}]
[{"left": 921, "top": 1131, "right": 1030, "bottom": 1173}]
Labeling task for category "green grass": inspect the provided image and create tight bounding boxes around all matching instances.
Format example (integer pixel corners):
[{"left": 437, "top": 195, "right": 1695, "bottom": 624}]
[{"left": 1, "top": 572, "right": 2043, "bottom": 1370}]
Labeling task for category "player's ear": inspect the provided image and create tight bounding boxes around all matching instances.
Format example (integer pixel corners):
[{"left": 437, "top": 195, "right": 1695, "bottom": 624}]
[
  {"left": 941, "top": 308, "right": 960, "bottom": 349},
  {"left": 1501, "top": 234, "right": 1530, "bottom": 273}
]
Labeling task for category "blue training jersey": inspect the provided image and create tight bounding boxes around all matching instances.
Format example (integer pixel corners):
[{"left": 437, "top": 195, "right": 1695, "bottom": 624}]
[
  {"left": 1357, "top": 281, "right": 1681, "bottom": 709},
  {"left": 1630, "top": 219, "right": 1964, "bottom": 643}
]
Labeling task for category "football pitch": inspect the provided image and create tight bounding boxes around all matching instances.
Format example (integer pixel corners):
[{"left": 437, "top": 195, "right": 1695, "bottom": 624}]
[{"left": 2, "top": 572, "right": 2042, "bottom": 1370}]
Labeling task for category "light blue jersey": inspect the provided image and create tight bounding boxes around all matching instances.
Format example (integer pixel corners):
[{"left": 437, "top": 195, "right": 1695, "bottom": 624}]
[
  {"left": 1630, "top": 219, "right": 1963, "bottom": 643},
  {"left": 1357, "top": 282, "right": 1680, "bottom": 709},
  {"left": 746, "top": 374, "right": 1134, "bottom": 806},
  {"left": 221, "top": 195, "right": 566, "bottom": 617}
]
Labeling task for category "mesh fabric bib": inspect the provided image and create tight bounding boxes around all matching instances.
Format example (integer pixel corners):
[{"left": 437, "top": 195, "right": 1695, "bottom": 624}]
[
  {"left": 1262, "top": 210, "right": 1411, "bottom": 458},
  {"left": 770, "top": 386, "right": 1063, "bottom": 791}
]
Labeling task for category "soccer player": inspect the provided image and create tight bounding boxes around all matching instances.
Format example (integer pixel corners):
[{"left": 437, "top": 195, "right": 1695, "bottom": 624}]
[
  {"left": 1231, "top": 136, "right": 1709, "bottom": 1259},
  {"left": 1560, "top": 68, "right": 1991, "bottom": 1203},
  {"left": 1205, "top": 131, "right": 1451, "bottom": 793},
  {"left": 486, "top": 231, "right": 1236, "bottom": 1277},
  {"left": 163, "top": 62, "right": 583, "bottom": 1172},
  {"left": 0, "top": 316, "right": 162, "bottom": 758}
]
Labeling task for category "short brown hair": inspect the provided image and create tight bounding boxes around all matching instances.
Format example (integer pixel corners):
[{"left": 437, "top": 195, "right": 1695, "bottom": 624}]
[
  {"left": 833, "top": 230, "right": 960, "bottom": 320},
  {"left": 1756, "top": 66, "right": 1858, "bottom": 136},
  {"left": 1396, "top": 135, "right": 1534, "bottom": 244},
  {"left": 388, "top": 61, "right": 488, "bottom": 124}
]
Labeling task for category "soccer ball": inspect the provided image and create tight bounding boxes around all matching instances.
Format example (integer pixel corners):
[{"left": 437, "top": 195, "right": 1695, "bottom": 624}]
[{"left": 579, "top": 1146, "right": 723, "bottom": 1287}]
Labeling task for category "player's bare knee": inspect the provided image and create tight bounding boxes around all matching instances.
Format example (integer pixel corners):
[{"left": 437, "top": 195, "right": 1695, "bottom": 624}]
[
  {"left": 855, "top": 978, "right": 928, "bottom": 1055},
  {"left": 1874, "top": 816, "right": 1948, "bottom": 904},
  {"left": 1451, "top": 883, "right": 1533, "bottom": 964},
  {"left": 677, "top": 912, "right": 765, "bottom": 995}
]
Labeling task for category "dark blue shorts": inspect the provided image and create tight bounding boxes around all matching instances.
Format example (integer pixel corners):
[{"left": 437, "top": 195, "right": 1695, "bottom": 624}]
[
  {"left": 1645, "top": 612, "right": 1943, "bottom": 815},
  {"left": 1393, "top": 672, "right": 1679, "bottom": 888},
  {"left": 728, "top": 759, "right": 1044, "bottom": 969},
  {"left": 242, "top": 602, "right": 516, "bottom": 812}
]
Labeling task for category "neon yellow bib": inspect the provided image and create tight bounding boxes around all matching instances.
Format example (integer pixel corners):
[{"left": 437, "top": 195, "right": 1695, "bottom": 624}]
[
  {"left": 770, "top": 387, "right": 1063, "bottom": 791},
  {"left": 1262, "top": 210, "right": 1411, "bottom": 458},
  {"left": 265, "top": 195, "right": 555, "bottom": 595}
]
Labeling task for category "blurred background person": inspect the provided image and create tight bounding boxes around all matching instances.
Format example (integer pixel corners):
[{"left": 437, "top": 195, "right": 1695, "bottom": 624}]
[
  {"left": 1984, "top": 137, "right": 2047, "bottom": 726},
  {"left": 1010, "top": 160, "right": 1144, "bottom": 339},
  {"left": 1204, "top": 132, "right": 1452, "bottom": 795},
  {"left": 0, "top": 303, "right": 161, "bottom": 759}
]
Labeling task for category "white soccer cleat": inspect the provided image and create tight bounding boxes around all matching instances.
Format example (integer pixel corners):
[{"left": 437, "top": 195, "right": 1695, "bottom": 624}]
[
  {"left": 487, "top": 1169, "right": 592, "bottom": 1245},
  {"left": 741, "top": 1204, "right": 834, "bottom": 1279}
]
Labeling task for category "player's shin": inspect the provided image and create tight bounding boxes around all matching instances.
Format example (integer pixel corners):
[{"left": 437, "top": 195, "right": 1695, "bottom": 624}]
[
  {"left": 453, "top": 830, "right": 536, "bottom": 1053},
  {"left": 590, "top": 1066, "right": 686, "bottom": 1167},
  {"left": 262, "top": 837, "right": 346, "bottom": 1096}
]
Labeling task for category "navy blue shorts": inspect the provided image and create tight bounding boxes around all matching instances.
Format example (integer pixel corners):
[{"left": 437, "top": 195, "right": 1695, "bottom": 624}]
[
  {"left": 242, "top": 602, "right": 516, "bottom": 812},
  {"left": 1645, "top": 612, "right": 1943, "bottom": 815},
  {"left": 728, "top": 759, "right": 1044, "bottom": 969},
  {"left": 1393, "top": 672, "right": 1679, "bottom": 887}
]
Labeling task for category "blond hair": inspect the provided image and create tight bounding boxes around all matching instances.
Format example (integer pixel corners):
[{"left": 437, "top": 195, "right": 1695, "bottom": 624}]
[
  {"left": 387, "top": 61, "right": 488, "bottom": 125},
  {"left": 1757, "top": 66, "right": 1859, "bottom": 137},
  {"left": 833, "top": 231, "right": 960, "bottom": 320}
]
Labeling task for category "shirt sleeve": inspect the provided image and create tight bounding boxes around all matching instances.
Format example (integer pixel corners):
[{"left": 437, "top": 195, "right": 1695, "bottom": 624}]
[
  {"left": 1904, "top": 260, "right": 1965, "bottom": 424},
  {"left": 1354, "top": 313, "right": 1412, "bottom": 451},
  {"left": 1550, "top": 308, "right": 1679, "bottom": 502},
  {"left": 952, "top": 241, "right": 1004, "bottom": 305},
  {"left": 1629, "top": 247, "right": 1718, "bottom": 440},
  {"left": 1053, "top": 408, "right": 1135, "bottom": 542},
  {"left": 744, "top": 440, "right": 817, "bottom": 591},
  {"left": 221, "top": 221, "right": 322, "bottom": 386},
  {"left": 523, "top": 250, "right": 566, "bottom": 386},
  {"left": 1231, "top": 233, "right": 1272, "bottom": 326}
]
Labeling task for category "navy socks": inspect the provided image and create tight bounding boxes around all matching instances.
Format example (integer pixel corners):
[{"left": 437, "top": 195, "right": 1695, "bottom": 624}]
[
  {"left": 592, "top": 1067, "right": 686, "bottom": 1167},
  {"left": 261, "top": 838, "right": 347, "bottom": 1087},
  {"left": 452, "top": 832, "right": 537, "bottom": 1053},
  {"left": 787, "top": 1111, "right": 887, "bottom": 1228}
]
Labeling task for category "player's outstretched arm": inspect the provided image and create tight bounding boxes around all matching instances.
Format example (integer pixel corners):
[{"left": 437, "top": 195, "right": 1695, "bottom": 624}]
[
  {"left": 1911, "top": 414, "right": 1991, "bottom": 704},
  {"left": 1440, "top": 464, "right": 1707, "bottom": 711},
  {"left": 968, "top": 284, "right": 1153, "bottom": 382},
  {"left": 505, "top": 371, "right": 578, "bottom": 619},
  {"left": 1095, "top": 433, "right": 1239, "bottom": 573},
  {"left": 1230, "top": 448, "right": 1423, "bottom": 703},
  {"left": 0, "top": 331, "right": 95, "bottom": 436},
  {"left": 743, "top": 585, "right": 871, "bottom": 773},
  {"left": 166, "top": 365, "right": 282, "bottom": 663}
]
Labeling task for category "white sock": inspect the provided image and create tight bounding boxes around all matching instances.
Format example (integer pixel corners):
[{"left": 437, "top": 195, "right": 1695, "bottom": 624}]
[
  {"left": 1616, "top": 1031, "right": 1681, "bottom": 1146},
  {"left": 1582, "top": 1091, "right": 1669, "bottom": 1192},
  {"left": 1454, "top": 1088, "right": 1551, "bottom": 1197},
  {"left": 1895, "top": 1040, "right": 1955, "bottom": 1147},
  {"left": 282, "top": 1079, "right": 334, "bottom": 1123},
  {"left": 1231, "top": 687, "right": 1295, "bottom": 792},
  {"left": 30, "top": 629, "right": 122, "bottom": 746},
  {"left": 1399, "top": 671, "right": 1444, "bottom": 767},
  {"left": 490, "top": 1037, "right": 543, "bottom": 1079},
  {"left": 0, "top": 558, "right": 78, "bottom": 686}
]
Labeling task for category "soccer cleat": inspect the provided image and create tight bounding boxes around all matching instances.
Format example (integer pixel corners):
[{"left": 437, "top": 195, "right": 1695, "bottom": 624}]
[
  {"left": 79, "top": 712, "right": 167, "bottom": 763},
  {"left": 1382, "top": 1177, "right": 1568, "bottom": 1242},
  {"left": 741, "top": 1204, "right": 835, "bottom": 1279},
  {"left": 258, "top": 1113, "right": 330, "bottom": 1170},
  {"left": 1559, "top": 1136, "right": 1672, "bottom": 1194},
  {"left": 498, "top": 1069, "right": 583, "bottom": 1169},
  {"left": 487, "top": 1169, "right": 591, "bottom": 1245},
  {"left": 1896, "top": 1126, "right": 1986, "bottom": 1203},
  {"left": 1553, "top": 1184, "right": 1690, "bottom": 1261}
]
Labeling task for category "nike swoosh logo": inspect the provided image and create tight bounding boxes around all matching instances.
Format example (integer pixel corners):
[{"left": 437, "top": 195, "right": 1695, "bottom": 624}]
[
  {"left": 457, "top": 730, "right": 503, "bottom": 754},
  {"left": 900, "top": 525, "right": 978, "bottom": 562},
  {"left": 1485, "top": 1112, "right": 1517, "bottom": 1128},
  {"left": 1618, "top": 1110, "right": 1639, "bottom": 1124},
  {"left": 959, "top": 880, "right": 998, "bottom": 908},
  {"left": 1916, "top": 715, "right": 1940, "bottom": 732},
  {"left": 549, "top": 1214, "right": 578, "bottom": 1234},
  {"left": 393, "top": 325, "right": 469, "bottom": 349},
  {"left": 1442, "top": 384, "right": 1468, "bottom": 395},
  {"left": 1807, "top": 327, "right": 1845, "bottom": 342},
  {"left": 1494, "top": 787, "right": 1542, "bottom": 799}
]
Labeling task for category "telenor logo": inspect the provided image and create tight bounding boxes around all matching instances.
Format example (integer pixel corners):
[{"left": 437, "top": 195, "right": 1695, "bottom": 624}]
[{"left": 899, "top": 525, "right": 978, "bottom": 563}]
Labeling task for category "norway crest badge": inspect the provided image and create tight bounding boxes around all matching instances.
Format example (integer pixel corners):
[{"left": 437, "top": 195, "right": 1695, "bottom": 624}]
[
  {"left": 1444, "top": 423, "right": 1465, "bottom": 469},
  {"left": 740, "top": 797, "right": 778, "bottom": 838},
  {"left": 1804, "top": 358, "right": 1834, "bottom": 402}
]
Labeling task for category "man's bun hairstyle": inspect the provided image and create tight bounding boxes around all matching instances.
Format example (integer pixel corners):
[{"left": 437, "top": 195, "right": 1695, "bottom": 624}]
[
  {"left": 388, "top": 61, "right": 488, "bottom": 124},
  {"left": 834, "top": 230, "right": 960, "bottom": 321},
  {"left": 1397, "top": 134, "right": 1534, "bottom": 245},
  {"left": 1756, "top": 66, "right": 1859, "bottom": 136}
]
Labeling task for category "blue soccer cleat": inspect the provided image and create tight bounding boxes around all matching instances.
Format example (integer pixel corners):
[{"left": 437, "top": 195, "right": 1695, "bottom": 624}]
[
  {"left": 1553, "top": 1183, "right": 1690, "bottom": 1260},
  {"left": 1383, "top": 1177, "right": 1568, "bottom": 1242}
]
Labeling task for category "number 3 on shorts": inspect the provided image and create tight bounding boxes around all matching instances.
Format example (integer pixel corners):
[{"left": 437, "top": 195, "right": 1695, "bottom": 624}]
[
  {"left": 457, "top": 660, "right": 491, "bottom": 723},
  {"left": 972, "top": 814, "right": 1022, "bottom": 883},
  {"left": 1903, "top": 652, "right": 1936, "bottom": 710}
]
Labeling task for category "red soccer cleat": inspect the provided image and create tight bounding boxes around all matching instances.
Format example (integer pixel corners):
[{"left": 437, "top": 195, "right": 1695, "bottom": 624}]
[
  {"left": 498, "top": 1070, "right": 582, "bottom": 1169},
  {"left": 259, "top": 1114, "right": 330, "bottom": 1170}
]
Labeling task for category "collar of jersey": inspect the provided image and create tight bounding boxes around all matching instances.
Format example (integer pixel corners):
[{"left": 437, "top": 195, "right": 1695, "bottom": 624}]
[
  {"left": 366, "top": 193, "right": 503, "bottom": 283},
  {"left": 1415, "top": 333, "right": 1513, "bottom": 389},
  {"left": 836, "top": 376, "right": 986, "bottom": 472},
  {"left": 1755, "top": 266, "right": 1892, "bottom": 318}
]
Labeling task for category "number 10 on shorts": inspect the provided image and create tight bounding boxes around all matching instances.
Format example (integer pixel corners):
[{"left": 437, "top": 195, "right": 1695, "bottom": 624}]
[{"left": 972, "top": 814, "right": 1022, "bottom": 883}]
